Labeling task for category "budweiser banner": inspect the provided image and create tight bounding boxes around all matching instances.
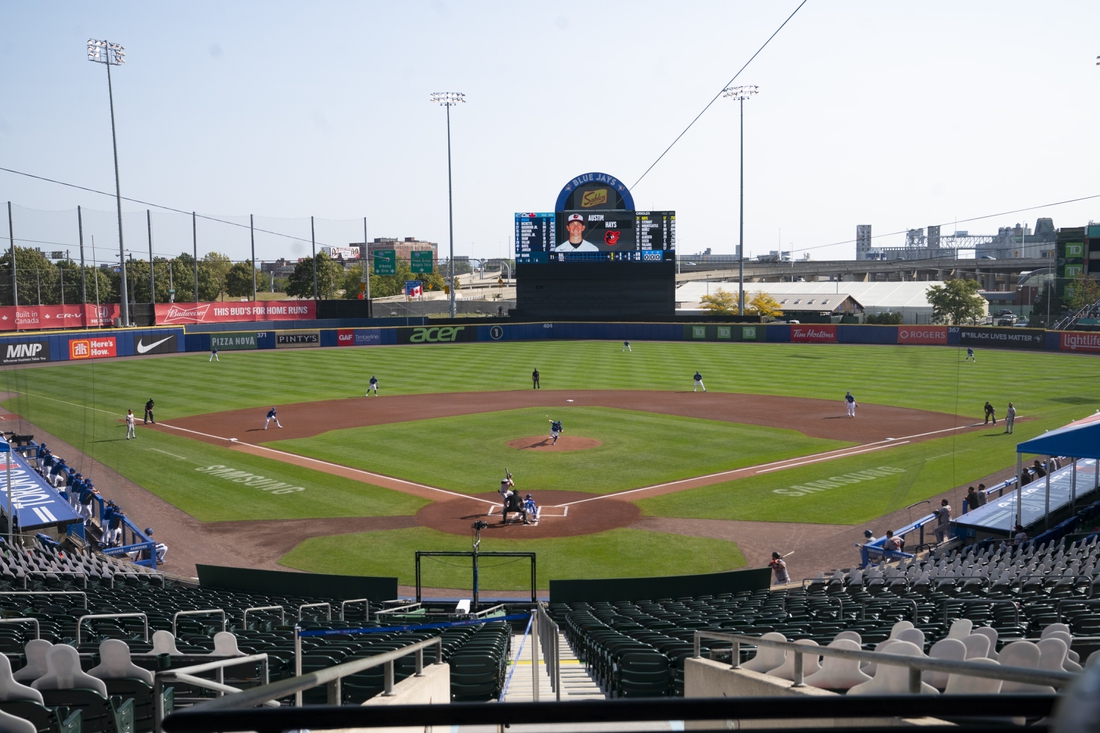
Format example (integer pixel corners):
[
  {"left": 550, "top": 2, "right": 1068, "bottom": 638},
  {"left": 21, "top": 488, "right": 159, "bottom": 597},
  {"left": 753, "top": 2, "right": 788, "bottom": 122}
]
[
  {"left": 156, "top": 301, "right": 316, "bottom": 325},
  {"left": 898, "top": 326, "right": 948, "bottom": 345},
  {"left": 0, "top": 304, "right": 119, "bottom": 331},
  {"left": 790, "top": 324, "right": 838, "bottom": 343}
]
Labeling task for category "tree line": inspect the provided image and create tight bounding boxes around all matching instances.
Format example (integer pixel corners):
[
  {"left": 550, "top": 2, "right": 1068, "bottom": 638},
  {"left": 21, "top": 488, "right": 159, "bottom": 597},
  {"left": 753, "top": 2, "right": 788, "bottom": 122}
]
[{"left": 0, "top": 247, "right": 452, "bottom": 306}]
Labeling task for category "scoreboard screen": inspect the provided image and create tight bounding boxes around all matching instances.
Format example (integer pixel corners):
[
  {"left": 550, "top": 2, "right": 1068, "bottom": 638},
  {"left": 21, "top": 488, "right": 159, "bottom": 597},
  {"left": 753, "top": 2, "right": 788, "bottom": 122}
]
[
  {"left": 515, "top": 213, "right": 554, "bottom": 260},
  {"left": 516, "top": 211, "right": 675, "bottom": 263}
]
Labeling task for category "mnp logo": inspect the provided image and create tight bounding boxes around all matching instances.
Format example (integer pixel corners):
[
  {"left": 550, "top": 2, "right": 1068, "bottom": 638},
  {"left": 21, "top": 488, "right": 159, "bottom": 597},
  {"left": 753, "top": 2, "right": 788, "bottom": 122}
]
[
  {"left": 408, "top": 326, "right": 467, "bottom": 343},
  {"left": 2, "top": 341, "right": 49, "bottom": 365},
  {"left": 580, "top": 189, "right": 608, "bottom": 208}
]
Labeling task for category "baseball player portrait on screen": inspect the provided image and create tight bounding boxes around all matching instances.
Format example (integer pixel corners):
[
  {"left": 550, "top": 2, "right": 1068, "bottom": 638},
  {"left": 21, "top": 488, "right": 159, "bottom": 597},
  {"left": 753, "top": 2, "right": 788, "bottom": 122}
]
[{"left": 555, "top": 213, "right": 600, "bottom": 252}]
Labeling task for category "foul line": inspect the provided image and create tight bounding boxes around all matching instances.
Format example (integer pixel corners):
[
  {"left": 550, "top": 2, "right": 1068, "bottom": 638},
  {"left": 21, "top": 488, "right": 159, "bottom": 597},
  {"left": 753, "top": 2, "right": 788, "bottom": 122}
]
[
  {"left": 158, "top": 422, "right": 482, "bottom": 504},
  {"left": 149, "top": 448, "right": 187, "bottom": 461},
  {"left": 560, "top": 422, "right": 984, "bottom": 507}
]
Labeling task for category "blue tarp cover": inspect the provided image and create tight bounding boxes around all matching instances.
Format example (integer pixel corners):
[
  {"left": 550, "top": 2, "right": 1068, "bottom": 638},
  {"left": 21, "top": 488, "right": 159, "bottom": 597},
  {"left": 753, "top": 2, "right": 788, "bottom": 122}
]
[
  {"left": 0, "top": 447, "right": 84, "bottom": 530},
  {"left": 1016, "top": 412, "right": 1100, "bottom": 460}
]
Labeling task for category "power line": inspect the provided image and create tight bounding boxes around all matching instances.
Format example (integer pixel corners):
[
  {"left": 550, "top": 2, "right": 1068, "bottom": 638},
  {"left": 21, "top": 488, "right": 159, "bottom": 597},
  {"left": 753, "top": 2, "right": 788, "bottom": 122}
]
[
  {"left": 798, "top": 192, "right": 1100, "bottom": 254},
  {"left": 630, "top": 0, "right": 810, "bottom": 191},
  {"left": 0, "top": 165, "right": 354, "bottom": 249}
]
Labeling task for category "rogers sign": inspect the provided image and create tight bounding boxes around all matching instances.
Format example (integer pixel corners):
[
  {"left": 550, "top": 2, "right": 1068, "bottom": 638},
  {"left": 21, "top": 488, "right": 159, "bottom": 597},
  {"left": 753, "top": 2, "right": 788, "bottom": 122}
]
[
  {"left": 790, "top": 325, "right": 837, "bottom": 343},
  {"left": 156, "top": 301, "right": 316, "bottom": 324},
  {"left": 1061, "top": 332, "right": 1100, "bottom": 353},
  {"left": 898, "top": 326, "right": 947, "bottom": 345}
]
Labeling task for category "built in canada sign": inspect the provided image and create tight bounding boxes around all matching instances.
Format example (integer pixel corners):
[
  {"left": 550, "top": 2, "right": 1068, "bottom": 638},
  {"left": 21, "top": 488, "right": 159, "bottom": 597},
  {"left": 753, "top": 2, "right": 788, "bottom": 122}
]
[{"left": 156, "top": 301, "right": 316, "bottom": 325}]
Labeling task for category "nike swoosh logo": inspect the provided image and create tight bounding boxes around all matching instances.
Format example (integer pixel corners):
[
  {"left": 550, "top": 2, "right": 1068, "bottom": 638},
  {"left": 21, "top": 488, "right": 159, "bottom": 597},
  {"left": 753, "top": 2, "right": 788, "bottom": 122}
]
[{"left": 136, "top": 336, "right": 172, "bottom": 354}]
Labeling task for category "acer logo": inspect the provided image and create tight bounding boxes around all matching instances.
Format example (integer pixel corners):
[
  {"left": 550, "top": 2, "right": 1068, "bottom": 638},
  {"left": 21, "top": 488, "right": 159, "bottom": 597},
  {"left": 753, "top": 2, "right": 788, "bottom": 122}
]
[{"left": 409, "top": 326, "right": 465, "bottom": 343}]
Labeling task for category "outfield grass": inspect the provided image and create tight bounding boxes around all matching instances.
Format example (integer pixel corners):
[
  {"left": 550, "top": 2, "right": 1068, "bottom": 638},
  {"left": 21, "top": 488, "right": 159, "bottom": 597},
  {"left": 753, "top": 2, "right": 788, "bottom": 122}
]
[
  {"left": 1, "top": 341, "right": 1096, "bottom": 532},
  {"left": 278, "top": 527, "right": 747, "bottom": 590},
  {"left": 266, "top": 407, "right": 846, "bottom": 495}
]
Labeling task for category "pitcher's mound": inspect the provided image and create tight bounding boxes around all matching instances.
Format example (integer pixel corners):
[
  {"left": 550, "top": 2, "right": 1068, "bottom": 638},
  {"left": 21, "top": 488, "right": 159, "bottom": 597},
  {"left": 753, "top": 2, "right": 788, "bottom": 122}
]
[{"left": 506, "top": 435, "right": 601, "bottom": 452}]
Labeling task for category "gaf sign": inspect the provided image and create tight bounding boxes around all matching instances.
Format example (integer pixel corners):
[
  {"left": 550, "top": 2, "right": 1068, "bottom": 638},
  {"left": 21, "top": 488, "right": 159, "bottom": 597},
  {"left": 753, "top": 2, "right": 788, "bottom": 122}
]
[{"left": 2, "top": 340, "right": 50, "bottom": 365}]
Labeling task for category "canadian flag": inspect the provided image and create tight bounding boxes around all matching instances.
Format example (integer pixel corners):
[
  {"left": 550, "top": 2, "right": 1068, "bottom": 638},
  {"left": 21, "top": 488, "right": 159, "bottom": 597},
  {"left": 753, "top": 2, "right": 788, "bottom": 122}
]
[{"left": 405, "top": 281, "right": 422, "bottom": 299}]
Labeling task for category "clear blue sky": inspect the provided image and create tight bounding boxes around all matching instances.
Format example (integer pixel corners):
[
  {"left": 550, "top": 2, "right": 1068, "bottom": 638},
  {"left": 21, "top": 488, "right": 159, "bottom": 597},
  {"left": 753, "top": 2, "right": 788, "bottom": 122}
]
[{"left": 2, "top": 1, "right": 1098, "bottom": 265}]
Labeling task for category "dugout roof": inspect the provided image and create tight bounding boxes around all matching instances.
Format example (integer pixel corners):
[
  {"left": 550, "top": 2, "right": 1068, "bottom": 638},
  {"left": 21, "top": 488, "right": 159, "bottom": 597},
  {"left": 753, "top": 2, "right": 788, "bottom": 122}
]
[{"left": 1016, "top": 411, "right": 1100, "bottom": 460}]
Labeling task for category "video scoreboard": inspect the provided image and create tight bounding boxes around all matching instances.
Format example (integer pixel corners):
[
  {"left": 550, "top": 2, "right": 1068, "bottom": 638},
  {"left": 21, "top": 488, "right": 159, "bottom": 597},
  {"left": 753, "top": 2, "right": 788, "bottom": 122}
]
[{"left": 515, "top": 211, "right": 675, "bottom": 263}]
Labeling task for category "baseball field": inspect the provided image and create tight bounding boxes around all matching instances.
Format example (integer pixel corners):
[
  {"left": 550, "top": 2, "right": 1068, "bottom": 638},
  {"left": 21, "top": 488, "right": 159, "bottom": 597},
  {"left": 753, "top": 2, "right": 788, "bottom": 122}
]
[{"left": 1, "top": 339, "right": 1095, "bottom": 590}]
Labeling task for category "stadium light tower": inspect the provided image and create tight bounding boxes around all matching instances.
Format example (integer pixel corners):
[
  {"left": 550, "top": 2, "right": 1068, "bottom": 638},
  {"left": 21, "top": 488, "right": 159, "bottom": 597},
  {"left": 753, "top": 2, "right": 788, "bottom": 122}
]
[
  {"left": 430, "top": 91, "right": 465, "bottom": 319},
  {"left": 723, "top": 84, "right": 759, "bottom": 317},
  {"left": 87, "top": 38, "right": 130, "bottom": 326}
]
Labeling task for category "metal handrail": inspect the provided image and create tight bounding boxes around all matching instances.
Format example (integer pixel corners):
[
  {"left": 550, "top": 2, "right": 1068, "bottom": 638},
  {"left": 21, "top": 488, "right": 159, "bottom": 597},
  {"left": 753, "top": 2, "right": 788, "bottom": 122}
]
[
  {"left": 214, "top": 635, "right": 443, "bottom": 710},
  {"left": 860, "top": 598, "right": 919, "bottom": 622},
  {"left": 76, "top": 612, "right": 148, "bottom": 644},
  {"left": 942, "top": 599, "right": 1020, "bottom": 627},
  {"left": 0, "top": 617, "right": 40, "bottom": 639},
  {"left": 0, "top": 590, "right": 88, "bottom": 608},
  {"left": 161, "top": 693, "right": 1060, "bottom": 733},
  {"left": 536, "top": 602, "right": 561, "bottom": 701},
  {"left": 339, "top": 598, "right": 370, "bottom": 621},
  {"left": 154, "top": 653, "right": 272, "bottom": 732},
  {"left": 1057, "top": 598, "right": 1100, "bottom": 622},
  {"left": 298, "top": 602, "right": 332, "bottom": 621},
  {"left": 172, "top": 609, "right": 227, "bottom": 637},
  {"left": 241, "top": 605, "right": 284, "bottom": 627},
  {"left": 374, "top": 602, "right": 422, "bottom": 616},
  {"left": 474, "top": 603, "right": 506, "bottom": 618},
  {"left": 694, "top": 630, "right": 1074, "bottom": 692}
]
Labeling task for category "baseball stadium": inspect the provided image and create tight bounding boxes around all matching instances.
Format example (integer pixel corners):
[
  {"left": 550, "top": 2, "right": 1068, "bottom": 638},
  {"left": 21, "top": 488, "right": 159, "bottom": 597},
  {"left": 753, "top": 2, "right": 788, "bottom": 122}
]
[
  {"left": 5, "top": 3, "right": 1100, "bottom": 730},
  {"left": 0, "top": 316, "right": 1098, "bottom": 730}
]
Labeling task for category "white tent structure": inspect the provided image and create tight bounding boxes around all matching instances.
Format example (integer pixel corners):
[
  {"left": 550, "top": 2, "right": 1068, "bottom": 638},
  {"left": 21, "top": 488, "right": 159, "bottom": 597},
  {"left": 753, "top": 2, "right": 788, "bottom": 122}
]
[{"left": 676, "top": 281, "right": 950, "bottom": 324}]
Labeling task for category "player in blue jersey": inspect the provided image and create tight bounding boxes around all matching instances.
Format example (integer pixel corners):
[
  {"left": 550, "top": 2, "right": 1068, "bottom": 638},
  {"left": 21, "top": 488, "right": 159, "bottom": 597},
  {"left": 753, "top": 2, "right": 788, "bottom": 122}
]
[{"left": 548, "top": 419, "right": 563, "bottom": 445}]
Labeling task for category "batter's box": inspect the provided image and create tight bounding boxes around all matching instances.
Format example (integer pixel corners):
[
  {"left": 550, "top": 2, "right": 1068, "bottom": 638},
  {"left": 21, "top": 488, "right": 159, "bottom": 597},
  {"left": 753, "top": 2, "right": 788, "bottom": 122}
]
[{"left": 485, "top": 505, "right": 567, "bottom": 519}]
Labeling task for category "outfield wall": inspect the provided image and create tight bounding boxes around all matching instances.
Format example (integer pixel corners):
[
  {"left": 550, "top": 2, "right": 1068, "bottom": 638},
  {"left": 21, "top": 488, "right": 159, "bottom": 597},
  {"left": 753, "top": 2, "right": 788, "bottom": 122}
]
[{"left": 1, "top": 322, "right": 1098, "bottom": 363}]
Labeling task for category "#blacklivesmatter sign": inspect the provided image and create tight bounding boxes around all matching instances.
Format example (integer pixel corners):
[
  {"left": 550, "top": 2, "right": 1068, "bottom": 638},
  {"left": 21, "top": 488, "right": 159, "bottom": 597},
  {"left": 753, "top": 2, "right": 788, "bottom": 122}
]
[
  {"left": 956, "top": 327, "right": 1045, "bottom": 350},
  {"left": 156, "top": 301, "right": 316, "bottom": 325}
]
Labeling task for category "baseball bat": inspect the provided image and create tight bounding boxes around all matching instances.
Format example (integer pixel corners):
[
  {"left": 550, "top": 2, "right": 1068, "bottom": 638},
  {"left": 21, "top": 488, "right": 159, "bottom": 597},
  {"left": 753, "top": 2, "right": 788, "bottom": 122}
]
[{"left": 783, "top": 551, "right": 796, "bottom": 558}]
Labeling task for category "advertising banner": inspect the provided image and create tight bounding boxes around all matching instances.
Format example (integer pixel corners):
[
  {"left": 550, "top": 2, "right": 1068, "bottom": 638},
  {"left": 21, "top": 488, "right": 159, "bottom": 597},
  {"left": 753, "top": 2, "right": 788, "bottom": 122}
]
[
  {"left": 0, "top": 304, "right": 119, "bottom": 331},
  {"left": 132, "top": 333, "right": 178, "bottom": 356},
  {"left": 1, "top": 340, "right": 50, "bottom": 365},
  {"left": 957, "top": 327, "right": 1045, "bottom": 350},
  {"left": 397, "top": 325, "right": 478, "bottom": 345},
  {"left": 336, "top": 329, "right": 355, "bottom": 346},
  {"left": 275, "top": 331, "right": 320, "bottom": 348},
  {"left": 790, "top": 324, "right": 838, "bottom": 343},
  {"left": 898, "top": 326, "right": 948, "bottom": 345},
  {"left": 156, "top": 301, "right": 316, "bottom": 325},
  {"left": 211, "top": 333, "right": 258, "bottom": 351},
  {"left": 354, "top": 330, "right": 383, "bottom": 346},
  {"left": 69, "top": 336, "right": 117, "bottom": 360},
  {"left": 1060, "top": 332, "right": 1100, "bottom": 353}
]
